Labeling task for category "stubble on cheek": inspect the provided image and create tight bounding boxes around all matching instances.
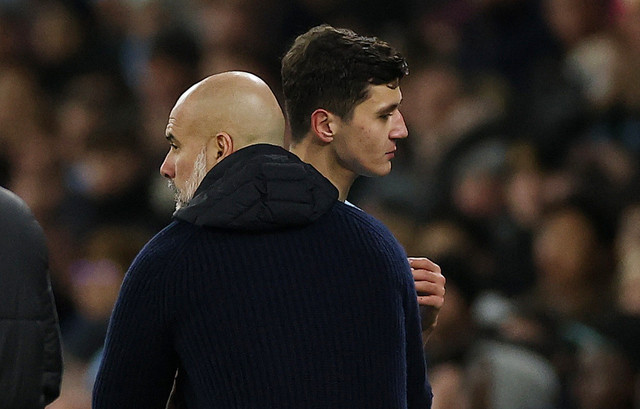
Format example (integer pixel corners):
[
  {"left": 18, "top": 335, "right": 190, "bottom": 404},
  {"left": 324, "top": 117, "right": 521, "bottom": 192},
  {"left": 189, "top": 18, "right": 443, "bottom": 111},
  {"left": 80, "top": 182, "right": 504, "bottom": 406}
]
[{"left": 169, "top": 147, "right": 208, "bottom": 211}]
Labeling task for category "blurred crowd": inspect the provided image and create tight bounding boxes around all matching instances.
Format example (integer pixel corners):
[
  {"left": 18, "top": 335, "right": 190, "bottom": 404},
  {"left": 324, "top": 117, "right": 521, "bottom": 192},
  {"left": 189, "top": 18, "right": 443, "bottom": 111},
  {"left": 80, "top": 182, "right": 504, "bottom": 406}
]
[{"left": 0, "top": 0, "right": 639, "bottom": 408}]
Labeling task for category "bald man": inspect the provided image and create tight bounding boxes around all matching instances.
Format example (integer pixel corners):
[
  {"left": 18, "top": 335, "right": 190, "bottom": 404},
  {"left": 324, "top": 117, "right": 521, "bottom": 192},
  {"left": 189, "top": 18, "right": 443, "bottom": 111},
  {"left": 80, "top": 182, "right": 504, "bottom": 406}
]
[
  {"left": 159, "top": 71, "right": 285, "bottom": 211},
  {"left": 93, "top": 71, "right": 428, "bottom": 409}
]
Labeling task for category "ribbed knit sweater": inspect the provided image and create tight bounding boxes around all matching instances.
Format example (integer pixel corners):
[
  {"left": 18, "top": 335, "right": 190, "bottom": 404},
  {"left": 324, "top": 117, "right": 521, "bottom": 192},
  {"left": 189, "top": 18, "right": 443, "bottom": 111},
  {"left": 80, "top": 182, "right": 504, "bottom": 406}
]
[{"left": 93, "top": 144, "right": 431, "bottom": 409}]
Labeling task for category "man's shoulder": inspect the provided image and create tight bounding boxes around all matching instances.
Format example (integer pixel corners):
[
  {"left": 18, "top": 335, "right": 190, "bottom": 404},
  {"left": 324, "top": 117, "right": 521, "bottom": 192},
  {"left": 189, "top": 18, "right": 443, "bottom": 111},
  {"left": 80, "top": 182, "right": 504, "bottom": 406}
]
[
  {"left": 0, "top": 187, "right": 46, "bottom": 252},
  {"left": 334, "top": 201, "right": 395, "bottom": 237},
  {"left": 330, "top": 201, "right": 405, "bottom": 256},
  {"left": 147, "top": 219, "right": 197, "bottom": 247},
  {"left": 326, "top": 203, "right": 411, "bottom": 287},
  {"left": 126, "top": 220, "right": 199, "bottom": 276},
  {"left": 0, "top": 187, "right": 37, "bottom": 229},
  {"left": 0, "top": 187, "right": 29, "bottom": 219}
]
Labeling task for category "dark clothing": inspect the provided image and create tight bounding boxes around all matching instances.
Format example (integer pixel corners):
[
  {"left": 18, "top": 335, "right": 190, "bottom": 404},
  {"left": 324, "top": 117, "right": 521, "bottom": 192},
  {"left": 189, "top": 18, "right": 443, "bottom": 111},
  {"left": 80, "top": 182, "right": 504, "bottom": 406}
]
[
  {"left": 173, "top": 142, "right": 338, "bottom": 231},
  {"left": 93, "top": 144, "right": 431, "bottom": 409},
  {"left": 0, "top": 187, "right": 63, "bottom": 409}
]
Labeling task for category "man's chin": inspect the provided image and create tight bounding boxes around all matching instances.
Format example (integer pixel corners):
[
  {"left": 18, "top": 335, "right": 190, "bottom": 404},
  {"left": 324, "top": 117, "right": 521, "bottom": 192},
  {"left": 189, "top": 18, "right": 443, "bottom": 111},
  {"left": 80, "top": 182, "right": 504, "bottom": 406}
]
[
  {"left": 174, "top": 197, "right": 191, "bottom": 211},
  {"left": 171, "top": 190, "right": 189, "bottom": 211},
  {"left": 363, "top": 166, "right": 392, "bottom": 178},
  {"left": 168, "top": 182, "right": 190, "bottom": 211}
]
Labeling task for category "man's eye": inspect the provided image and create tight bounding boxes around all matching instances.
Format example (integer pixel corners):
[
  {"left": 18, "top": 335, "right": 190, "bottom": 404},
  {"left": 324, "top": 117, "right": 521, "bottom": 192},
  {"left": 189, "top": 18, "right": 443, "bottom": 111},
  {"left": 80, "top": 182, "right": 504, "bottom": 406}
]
[{"left": 170, "top": 144, "right": 178, "bottom": 150}]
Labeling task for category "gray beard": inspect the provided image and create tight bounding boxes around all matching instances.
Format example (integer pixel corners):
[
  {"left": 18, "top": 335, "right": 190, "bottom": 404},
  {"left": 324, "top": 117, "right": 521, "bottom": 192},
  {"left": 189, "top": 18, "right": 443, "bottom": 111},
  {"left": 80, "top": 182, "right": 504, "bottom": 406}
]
[{"left": 169, "top": 147, "right": 208, "bottom": 211}]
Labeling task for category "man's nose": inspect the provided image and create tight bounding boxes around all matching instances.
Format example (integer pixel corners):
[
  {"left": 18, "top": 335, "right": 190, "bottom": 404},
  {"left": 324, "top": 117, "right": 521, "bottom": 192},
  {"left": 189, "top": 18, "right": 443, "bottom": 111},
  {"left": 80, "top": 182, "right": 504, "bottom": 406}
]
[
  {"left": 160, "top": 153, "right": 175, "bottom": 179},
  {"left": 390, "top": 111, "right": 408, "bottom": 139}
]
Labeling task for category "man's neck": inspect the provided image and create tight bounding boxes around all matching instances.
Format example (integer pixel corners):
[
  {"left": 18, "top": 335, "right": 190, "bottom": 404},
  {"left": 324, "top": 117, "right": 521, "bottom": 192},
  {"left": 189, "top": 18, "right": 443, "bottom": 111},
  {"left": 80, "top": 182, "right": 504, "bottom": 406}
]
[{"left": 290, "top": 140, "right": 356, "bottom": 202}]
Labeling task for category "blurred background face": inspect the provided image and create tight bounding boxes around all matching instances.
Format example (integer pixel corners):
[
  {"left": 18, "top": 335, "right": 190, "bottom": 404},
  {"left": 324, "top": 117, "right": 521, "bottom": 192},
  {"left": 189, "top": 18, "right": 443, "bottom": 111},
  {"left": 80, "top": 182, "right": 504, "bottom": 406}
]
[
  {"left": 28, "top": 1, "right": 83, "bottom": 66},
  {"left": 615, "top": 204, "right": 640, "bottom": 314},
  {"left": 543, "top": 0, "right": 607, "bottom": 47},
  {"left": 617, "top": 0, "right": 640, "bottom": 49},
  {"left": 423, "top": 283, "right": 473, "bottom": 362},
  {"left": 533, "top": 208, "right": 598, "bottom": 286},
  {"left": 70, "top": 259, "right": 123, "bottom": 320},
  {"left": 572, "top": 345, "right": 636, "bottom": 409}
]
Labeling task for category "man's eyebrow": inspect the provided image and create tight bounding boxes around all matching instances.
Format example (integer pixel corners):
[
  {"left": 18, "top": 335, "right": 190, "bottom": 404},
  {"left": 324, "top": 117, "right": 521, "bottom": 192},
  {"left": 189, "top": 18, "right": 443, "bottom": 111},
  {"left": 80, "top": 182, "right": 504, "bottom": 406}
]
[
  {"left": 376, "top": 100, "right": 402, "bottom": 115},
  {"left": 166, "top": 133, "right": 177, "bottom": 143}
]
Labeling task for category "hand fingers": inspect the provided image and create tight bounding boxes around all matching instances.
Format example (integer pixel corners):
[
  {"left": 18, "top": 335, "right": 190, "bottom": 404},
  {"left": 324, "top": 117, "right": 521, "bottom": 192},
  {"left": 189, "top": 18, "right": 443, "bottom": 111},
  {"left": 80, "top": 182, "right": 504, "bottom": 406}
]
[
  {"left": 418, "top": 295, "right": 445, "bottom": 308},
  {"left": 415, "top": 280, "right": 445, "bottom": 297},
  {"left": 408, "top": 257, "right": 440, "bottom": 273},
  {"left": 410, "top": 258, "right": 446, "bottom": 309},
  {"left": 412, "top": 269, "right": 446, "bottom": 286}
]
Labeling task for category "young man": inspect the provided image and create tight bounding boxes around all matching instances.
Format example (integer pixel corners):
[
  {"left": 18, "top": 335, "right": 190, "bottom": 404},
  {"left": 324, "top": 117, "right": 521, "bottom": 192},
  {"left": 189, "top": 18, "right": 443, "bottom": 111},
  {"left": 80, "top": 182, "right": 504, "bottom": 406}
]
[
  {"left": 281, "top": 25, "right": 444, "bottom": 339},
  {"left": 93, "top": 71, "right": 430, "bottom": 408},
  {"left": 282, "top": 25, "right": 438, "bottom": 407}
]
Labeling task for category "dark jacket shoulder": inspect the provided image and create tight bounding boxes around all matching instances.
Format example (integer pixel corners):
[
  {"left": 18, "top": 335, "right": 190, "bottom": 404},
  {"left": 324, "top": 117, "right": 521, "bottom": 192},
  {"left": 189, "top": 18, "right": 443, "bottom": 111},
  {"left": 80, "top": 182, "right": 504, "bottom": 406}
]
[{"left": 173, "top": 144, "right": 338, "bottom": 230}]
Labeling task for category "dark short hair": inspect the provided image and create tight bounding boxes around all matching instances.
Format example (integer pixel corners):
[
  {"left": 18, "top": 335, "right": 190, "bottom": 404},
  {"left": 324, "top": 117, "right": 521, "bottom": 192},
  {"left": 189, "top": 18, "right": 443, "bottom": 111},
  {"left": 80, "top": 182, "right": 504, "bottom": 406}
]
[{"left": 281, "top": 24, "right": 408, "bottom": 142}]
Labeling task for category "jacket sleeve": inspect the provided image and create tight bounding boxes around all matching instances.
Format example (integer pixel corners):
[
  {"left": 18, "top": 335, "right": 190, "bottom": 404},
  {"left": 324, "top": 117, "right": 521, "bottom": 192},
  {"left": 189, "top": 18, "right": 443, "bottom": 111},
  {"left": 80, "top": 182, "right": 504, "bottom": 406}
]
[
  {"left": 92, "top": 242, "right": 178, "bottom": 409},
  {"left": 40, "top": 271, "right": 63, "bottom": 406},
  {"left": 0, "top": 187, "right": 63, "bottom": 409}
]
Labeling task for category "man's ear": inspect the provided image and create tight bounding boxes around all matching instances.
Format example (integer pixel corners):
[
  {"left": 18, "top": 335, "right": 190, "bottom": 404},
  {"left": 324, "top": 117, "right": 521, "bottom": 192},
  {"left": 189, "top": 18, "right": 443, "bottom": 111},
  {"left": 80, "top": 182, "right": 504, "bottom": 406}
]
[
  {"left": 208, "top": 132, "right": 234, "bottom": 166},
  {"left": 310, "top": 109, "right": 335, "bottom": 143}
]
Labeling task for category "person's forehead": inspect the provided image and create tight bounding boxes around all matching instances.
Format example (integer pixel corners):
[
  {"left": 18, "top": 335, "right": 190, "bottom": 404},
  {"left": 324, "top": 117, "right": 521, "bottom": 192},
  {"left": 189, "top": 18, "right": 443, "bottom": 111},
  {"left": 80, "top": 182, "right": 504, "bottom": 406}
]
[
  {"left": 165, "top": 116, "right": 178, "bottom": 135},
  {"left": 165, "top": 103, "right": 193, "bottom": 140}
]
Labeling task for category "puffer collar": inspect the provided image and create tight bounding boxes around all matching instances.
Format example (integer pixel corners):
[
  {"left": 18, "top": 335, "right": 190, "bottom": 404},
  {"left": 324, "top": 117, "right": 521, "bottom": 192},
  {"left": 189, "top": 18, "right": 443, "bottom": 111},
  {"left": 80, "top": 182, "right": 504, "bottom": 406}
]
[{"left": 173, "top": 144, "right": 338, "bottom": 230}]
